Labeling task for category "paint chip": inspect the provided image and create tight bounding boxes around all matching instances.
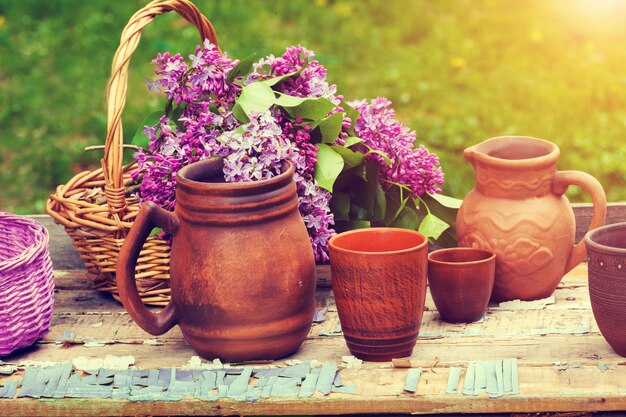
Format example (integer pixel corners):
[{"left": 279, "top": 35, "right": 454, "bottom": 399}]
[
  {"left": 462, "top": 363, "right": 475, "bottom": 395},
  {"left": 73, "top": 355, "right": 134, "bottom": 371},
  {"left": 0, "top": 365, "right": 17, "bottom": 375},
  {"left": 403, "top": 368, "right": 422, "bottom": 393},
  {"left": 445, "top": 367, "right": 461, "bottom": 394},
  {"left": 83, "top": 340, "right": 106, "bottom": 348},
  {"left": 315, "top": 362, "right": 337, "bottom": 395},
  {"left": 341, "top": 355, "right": 362, "bottom": 369},
  {"left": 313, "top": 308, "right": 327, "bottom": 323},
  {"left": 495, "top": 295, "right": 556, "bottom": 310}
]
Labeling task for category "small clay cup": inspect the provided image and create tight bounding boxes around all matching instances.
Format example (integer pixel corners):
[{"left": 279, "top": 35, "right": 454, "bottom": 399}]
[
  {"left": 427, "top": 248, "right": 496, "bottom": 323},
  {"left": 585, "top": 222, "right": 626, "bottom": 357},
  {"left": 329, "top": 228, "right": 428, "bottom": 362}
]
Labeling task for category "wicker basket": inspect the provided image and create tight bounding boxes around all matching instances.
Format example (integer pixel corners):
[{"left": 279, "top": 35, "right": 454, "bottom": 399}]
[
  {"left": 46, "top": 0, "right": 219, "bottom": 306},
  {"left": 0, "top": 213, "right": 55, "bottom": 356}
]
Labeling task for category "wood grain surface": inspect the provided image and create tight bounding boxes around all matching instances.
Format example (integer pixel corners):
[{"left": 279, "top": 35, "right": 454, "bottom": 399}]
[
  {"left": 3, "top": 206, "right": 623, "bottom": 416},
  {"left": 2, "top": 265, "right": 626, "bottom": 416}
]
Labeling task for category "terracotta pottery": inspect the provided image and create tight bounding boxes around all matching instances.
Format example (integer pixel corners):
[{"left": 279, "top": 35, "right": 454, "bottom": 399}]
[
  {"left": 428, "top": 248, "right": 495, "bottom": 323},
  {"left": 328, "top": 228, "right": 428, "bottom": 362},
  {"left": 457, "top": 136, "right": 606, "bottom": 302},
  {"left": 585, "top": 222, "right": 626, "bottom": 357},
  {"left": 116, "top": 158, "right": 316, "bottom": 361}
]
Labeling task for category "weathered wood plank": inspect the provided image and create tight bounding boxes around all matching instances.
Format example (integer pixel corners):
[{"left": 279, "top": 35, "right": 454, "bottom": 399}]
[
  {"left": 2, "top": 367, "right": 626, "bottom": 416},
  {"left": 3, "top": 331, "right": 621, "bottom": 370},
  {"left": 8, "top": 210, "right": 626, "bottom": 416},
  {"left": 573, "top": 203, "right": 626, "bottom": 242}
]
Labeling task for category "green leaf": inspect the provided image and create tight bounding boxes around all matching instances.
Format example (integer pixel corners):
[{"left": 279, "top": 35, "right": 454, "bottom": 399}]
[
  {"left": 164, "top": 99, "right": 174, "bottom": 117},
  {"left": 131, "top": 111, "right": 163, "bottom": 150},
  {"left": 391, "top": 199, "right": 422, "bottom": 230},
  {"left": 418, "top": 213, "right": 450, "bottom": 240},
  {"left": 419, "top": 193, "right": 460, "bottom": 227},
  {"left": 277, "top": 94, "right": 336, "bottom": 120},
  {"left": 383, "top": 185, "right": 409, "bottom": 226},
  {"left": 349, "top": 201, "right": 369, "bottom": 220},
  {"left": 237, "top": 82, "right": 276, "bottom": 116},
  {"left": 225, "top": 53, "right": 257, "bottom": 84},
  {"left": 373, "top": 182, "right": 386, "bottom": 222},
  {"left": 232, "top": 102, "right": 249, "bottom": 123},
  {"left": 341, "top": 101, "right": 361, "bottom": 135},
  {"left": 364, "top": 147, "right": 393, "bottom": 167},
  {"left": 149, "top": 227, "right": 163, "bottom": 237},
  {"left": 274, "top": 93, "right": 307, "bottom": 107},
  {"left": 347, "top": 161, "right": 380, "bottom": 221},
  {"left": 348, "top": 219, "right": 370, "bottom": 229},
  {"left": 344, "top": 136, "right": 363, "bottom": 147},
  {"left": 260, "top": 58, "right": 308, "bottom": 87},
  {"left": 314, "top": 143, "right": 344, "bottom": 191},
  {"left": 171, "top": 105, "right": 185, "bottom": 130},
  {"left": 331, "top": 145, "right": 365, "bottom": 168},
  {"left": 429, "top": 193, "right": 463, "bottom": 209},
  {"left": 330, "top": 191, "right": 350, "bottom": 221},
  {"left": 318, "top": 112, "right": 344, "bottom": 144},
  {"left": 331, "top": 165, "right": 360, "bottom": 192},
  {"left": 260, "top": 70, "right": 299, "bottom": 87},
  {"left": 433, "top": 226, "right": 458, "bottom": 248}
]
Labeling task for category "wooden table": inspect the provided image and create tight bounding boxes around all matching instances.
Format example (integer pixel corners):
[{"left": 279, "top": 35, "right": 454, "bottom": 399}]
[{"left": 2, "top": 210, "right": 626, "bottom": 416}]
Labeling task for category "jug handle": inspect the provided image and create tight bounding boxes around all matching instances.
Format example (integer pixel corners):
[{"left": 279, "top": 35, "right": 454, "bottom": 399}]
[
  {"left": 116, "top": 201, "right": 179, "bottom": 335},
  {"left": 553, "top": 171, "right": 607, "bottom": 273}
]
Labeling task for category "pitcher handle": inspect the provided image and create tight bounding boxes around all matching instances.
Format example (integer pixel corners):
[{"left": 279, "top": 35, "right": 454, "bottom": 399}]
[
  {"left": 553, "top": 170, "right": 607, "bottom": 273},
  {"left": 116, "top": 201, "right": 179, "bottom": 335}
]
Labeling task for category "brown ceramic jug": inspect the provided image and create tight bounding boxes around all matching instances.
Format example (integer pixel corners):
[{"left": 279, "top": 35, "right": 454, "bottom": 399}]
[
  {"left": 116, "top": 158, "right": 316, "bottom": 361},
  {"left": 457, "top": 136, "right": 606, "bottom": 301}
]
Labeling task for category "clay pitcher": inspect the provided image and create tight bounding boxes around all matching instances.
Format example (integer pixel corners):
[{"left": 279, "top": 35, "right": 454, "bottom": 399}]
[
  {"left": 116, "top": 157, "right": 316, "bottom": 361},
  {"left": 456, "top": 136, "right": 606, "bottom": 301}
]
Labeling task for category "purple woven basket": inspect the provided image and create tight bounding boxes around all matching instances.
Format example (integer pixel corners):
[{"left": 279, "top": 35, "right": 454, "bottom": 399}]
[{"left": 0, "top": 212, "right": 54, "bottom": 356}]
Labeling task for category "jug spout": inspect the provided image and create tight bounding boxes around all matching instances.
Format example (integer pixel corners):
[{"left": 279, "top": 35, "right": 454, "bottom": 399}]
[{"left": 463, "top": 145, "right": 479, "bottom": 168}]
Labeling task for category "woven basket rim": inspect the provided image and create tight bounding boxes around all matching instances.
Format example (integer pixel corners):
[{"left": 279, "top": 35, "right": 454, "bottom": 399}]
[{"left": 0, "top": 212, "right": 49, "bottom": 274}]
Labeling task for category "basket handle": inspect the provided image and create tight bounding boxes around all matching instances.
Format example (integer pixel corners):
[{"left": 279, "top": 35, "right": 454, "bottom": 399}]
[
  {"left": 102, "top": 0, "right": 219, "bottom": 220},
  {"left": 117, "top": 201, "right": 180, "bottom": 334}
]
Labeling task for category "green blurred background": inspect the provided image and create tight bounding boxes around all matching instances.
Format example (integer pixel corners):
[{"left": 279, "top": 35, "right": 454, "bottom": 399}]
[{"left": 1, "top": 0, "right": 626, "bottom": 213}]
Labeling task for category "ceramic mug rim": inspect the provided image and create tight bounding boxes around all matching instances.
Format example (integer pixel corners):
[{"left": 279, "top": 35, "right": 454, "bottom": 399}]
[
  {"left": 585, "top": 222, "right": 626, "bottom": 255},
  {"left": 427, "top": 247, "right": 496, "bottom": 266},
  {"left": 467, "top": 136, "right": 560, "bottom": 169},
  {"left": 329, "top": 227, "right": 427, "bottom": 256},
  {"left": 177, "top": 157, "right": 294, "bottom": 190}
]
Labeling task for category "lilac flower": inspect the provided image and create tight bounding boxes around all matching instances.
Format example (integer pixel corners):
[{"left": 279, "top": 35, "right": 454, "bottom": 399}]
[
  {"left": 295, "top": 172, "right": 335, "bottom": 263},
  {"left": 248, "top": 45, "right": 341, "bottom": 104},
  {"left": 133, "top": 41, "right": 443, "bottom": 263},
  {"left": 349, "top": 97, "right": 444, "bottom": 196},
  {"left": 217, "top": 111, "right": 296, "bottom": 182}
]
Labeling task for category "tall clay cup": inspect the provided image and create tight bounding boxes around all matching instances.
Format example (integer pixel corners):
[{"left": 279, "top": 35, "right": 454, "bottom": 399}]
[
  {"left": 116, "top": 158, "right": 316, "bottom": 362},
  {"left": 428, "top": 248, "right": 496, "bottom": 323},
  {"left": 585, "top": 223, "right": 626, "bottom": 357},
  {"left": 329, "top": 228, "right": 428, "bottom": 362},
  {"left": 457, "top": 136, "right": 606, "bottom": 301}
]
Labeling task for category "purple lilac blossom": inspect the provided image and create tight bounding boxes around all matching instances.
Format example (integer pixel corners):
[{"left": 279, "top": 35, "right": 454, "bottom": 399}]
[
  {"left": 349, "top": 97, "right": 445, "bottom": 197},
  {"left": 132, "top": 41, "right": 239, "bottom": 211},
  {"left": 248, "top": 45, "right": 341, "bottom": 105},
  {"left": 133, "top": 42, "right": 443, "bottom": 262},
  {"left": 217, "top": 111, "right": 296, "bottom": 182}
]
